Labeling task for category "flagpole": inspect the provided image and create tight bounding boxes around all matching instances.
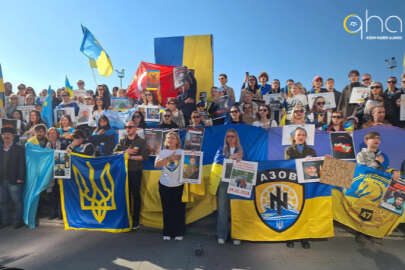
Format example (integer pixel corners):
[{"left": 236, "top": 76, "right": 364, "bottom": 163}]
[{"left": 91, "top": 67, "right": 98, "bottom": 88}]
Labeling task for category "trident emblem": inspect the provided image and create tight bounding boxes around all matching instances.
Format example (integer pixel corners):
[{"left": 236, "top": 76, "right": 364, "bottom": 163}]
[{"left": 72, "top": 162, "right": 116, "bottom": 223}]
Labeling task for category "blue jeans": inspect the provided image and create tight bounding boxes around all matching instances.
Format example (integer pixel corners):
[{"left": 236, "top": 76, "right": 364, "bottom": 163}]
[
  {"left": 216, "top": 182, "right": 230, "bottom": 240},
  {"left": 0, "top": 181, "right": 23, "bottom": 225}
]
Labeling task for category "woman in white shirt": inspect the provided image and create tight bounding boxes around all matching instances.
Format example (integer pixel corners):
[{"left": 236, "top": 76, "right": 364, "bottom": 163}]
[
  {"left": 252, "top": 105, "right": 278, "bottom": 130},
  {"left": 154, "top": 131, "right": 184, "bottom": 241}
]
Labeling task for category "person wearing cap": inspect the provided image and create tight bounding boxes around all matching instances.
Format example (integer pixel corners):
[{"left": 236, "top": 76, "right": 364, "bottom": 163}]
[
  {"left": 66, "top": 129, "right": 95, "bottom": 156},
  {"left": 27, "top": 124, "right": 48, "bottom": 148},
  {"left": 114, "top": 120, "right": 149, "bottom": 229},
  {"left": 308, "top": 76, "right": 328, "bottom": 94},
  {"left": 0, "top": 126, "right": 26, "bottom": 229}
]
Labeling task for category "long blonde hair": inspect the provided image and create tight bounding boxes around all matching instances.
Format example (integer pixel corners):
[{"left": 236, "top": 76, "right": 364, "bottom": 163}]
[{"left": 223, "top": 128, "right": 243, "bottom": 158}]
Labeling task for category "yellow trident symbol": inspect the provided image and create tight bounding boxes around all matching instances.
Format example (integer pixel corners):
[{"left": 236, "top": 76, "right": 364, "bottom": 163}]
[{"left": 72, "top": 162, "right": 116, "bottom": 223}]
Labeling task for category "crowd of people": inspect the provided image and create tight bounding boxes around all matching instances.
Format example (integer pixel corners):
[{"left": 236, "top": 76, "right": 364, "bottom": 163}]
[{"left": 1, "top": 69, "right": 405, "bottom": 247}]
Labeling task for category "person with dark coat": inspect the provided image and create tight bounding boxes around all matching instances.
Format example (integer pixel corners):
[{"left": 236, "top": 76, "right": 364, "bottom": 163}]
[
  {"left": 0, "top": 127, "right": 26, "bottom": 229},
  {"left": 337, "top": 70, "right": 366, "bottom": 119},
  {"left": 177, "top": 70, "right": 197, "bottom": 124},
  {"left": 114, "top": 120, "right": 149, "bottom": 229}
]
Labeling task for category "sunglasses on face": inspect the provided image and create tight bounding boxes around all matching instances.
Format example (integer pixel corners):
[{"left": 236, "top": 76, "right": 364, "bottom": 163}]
[
  {"left": 163, "top": 115, "right": 171, "bottom": 118},
  {"left": 362, "top": 78, "right": 370, "bottom": 81},
  {"left": 168, "top": 102, "right": 175, "bottom": 105},
  {"left": 294, "top": 110, "right": 304, "bottom": 114},
  {"left": 387, "top": 81, "right": 396, "bottom": 84},
  {"left": 62, "top": 94, "right": 69, "bottom": 97},
  {"left": 125, "top": 126, "right": 135, "bottom": 129},
  {"left": 259, "top": 109, "right": 268, "bottom": 112},
  {"left": 230, "top": 110, "right": 239, "bottom": 114},
  {"left": 332, "top": 115, "right": 342, "bottom": 119},
  {"left": 317, "top": 102, "right": 326, "bottom": 105},
  {"left": 370, "top": 86, "right": 382, "bottom": 89},
  {"left": 192, "top": 116, "right": 200, "bottom": 119}
]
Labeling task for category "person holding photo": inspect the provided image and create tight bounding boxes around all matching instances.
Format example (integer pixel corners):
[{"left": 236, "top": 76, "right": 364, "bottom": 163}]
[
  {"left": 45, "top": 127, "right": 62, "bottom": 220},
  {"left": 309, "top": 96, "right": 328, "bottom": 129},
  {"left": 215, "top": 128, "right": 244, "bottom": 246},
  {"left": 114, "top": 120, "right": 149, "bottom": 229},
  {"left": 154, "top": 131, "right": 184, "bottom": 240},
  {"left": 288, "top": 105, "right": 310, "bottom": 125},
  {"left": 158, "top": 109, "right": 179, "bottom": 129},
  {"left": 361, "top": 105, "right": 391, "bottom": 129},
  {"left": 166, "top": 98, "right": 185, "bottom": 128},
  {"left": 56, "top": 91, "right": 79, "bottom": 116},
  {"left": 95, "top": 84, "right": 112, "bottom": 109},
  {"left": 92, "top": 96, "right": 107, "bottom": 123},
  {"left": 253, "top": 105, "right": 278, "bottom": 130},
  {"left": 90, "top": 115, "right": 116, "bottom": 156},
  {"left": 57, "top": 115, "right": 75, "bottom": 150},
  {"left": 284, "top": 127, "right": 316, "bottom": 249},
  {"left": 24, "top": 110, "right": 45, "bottom": 139},
  {"left": 12, "top": 110, "right": 26, "bottom": 135}
]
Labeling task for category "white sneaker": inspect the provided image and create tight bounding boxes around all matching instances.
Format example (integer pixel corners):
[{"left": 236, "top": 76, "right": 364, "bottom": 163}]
[
  {"left": 233, "top": 239, "right": 241, "bottom": 246},
  {"left": 217, "top": 238, "right": 225, "bottom": 245},
  {"left": 132, "top": 225, "right": 140, "bottom": 231},
  {"left": 163, "top": 236, "right": 171, "bottom": 241},
  {"left": 175, "top": 236, "right": 184, "bottom": 241}
]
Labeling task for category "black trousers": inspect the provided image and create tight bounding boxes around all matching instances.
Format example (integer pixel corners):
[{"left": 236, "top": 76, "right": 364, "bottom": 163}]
[
  {"left": 158, "top": 183, "right": 185, "bottom": 237},
  {"left": 128, "top": 170, "right": 143, "bottom": 227}
]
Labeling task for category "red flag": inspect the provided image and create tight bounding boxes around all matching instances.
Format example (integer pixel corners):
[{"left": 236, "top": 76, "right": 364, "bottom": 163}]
[{"left": 127, "top": 61, "right": 179, "bottom": 106}]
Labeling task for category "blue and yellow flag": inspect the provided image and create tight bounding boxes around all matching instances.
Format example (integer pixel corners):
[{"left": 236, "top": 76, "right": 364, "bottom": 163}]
[
  {"left": 0, "top": 64, "right": 5, "bottom": 108},
  {"left": 80, "top": 25, "right": 113, "bottom": 77},
  {"left": 231, "top": 160, "right": 334, "bottom": 241},
  {"left": 65, "top": 76, "right": 73, "bottom": 97},
  {"left": 332, "top": 164, "right": 401, "bottom": 238},
  {"left": 24, "top": 143, "right": 54, "bottom": 228},
  {"left": 60, "top": 153, "right": 131, "bottom": 232},
  {"left": 154, "top": 35, "right": 213, "bottom": 101},
  {"left": 41, "top": 86, "right": 53, "bottom": 127}
]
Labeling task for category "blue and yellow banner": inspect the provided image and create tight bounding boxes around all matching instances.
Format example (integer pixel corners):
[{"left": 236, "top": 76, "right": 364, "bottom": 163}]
[
  {"left": 154, "top": 35, "right": 213, "bottom": 100},
  {"left": 332, "top": 164, "right": 402, "bottom": 238},
  {"left": 231, "top": 160, "right": 334, "bottom": 241},
  {"left": 65, "top": 76, "right": 73, "bottom": 97},
  {"left": 60, "top": 153, "right": 131, "bottom": 232}
]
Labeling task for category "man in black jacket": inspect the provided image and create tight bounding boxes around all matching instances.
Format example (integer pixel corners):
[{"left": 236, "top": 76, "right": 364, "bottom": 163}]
[{"left": 0, "top": 127, "right": 26, "bottom": 229}]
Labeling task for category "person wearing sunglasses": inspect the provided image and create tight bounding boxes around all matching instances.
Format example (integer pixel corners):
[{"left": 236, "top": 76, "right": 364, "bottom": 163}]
[
  {"left": 215, "top": 128, "right": 244, "bottom": 246},
  {"left": 384, "top": 76, "right": 404, "bottom": 127},
  {"left": 288, "top": 105, "right": 309, "bottom": 125},
  {"left": 188, "top": 111, "right": 204, "bottom": 127},
  {"left": 114, "top": 120, "right": 149, "bottom": 230},
  {"left": 309, "top": 96, "right": 328, "bottom": 129},
  {"left": 240, "top": 74, "right": 261, "bottom": 103},
  {"left": 158, "top": 109, "right": 179, "bottom": 129},
  {"left": 90, "top": 115, "right": 117, "bottom": 156},
  {"left": 361, "top": 74, "right": 373, "bottom": 87},
  {"left": 55, "top": 90, "right": 80, "bottom": 116},
  {"left": 226, "top": 105, "right": 244, "bottom": 124},
  {"left": 308, "top": 75, "right": 328, "bottom": 94},
  {"left": 166, "top": 97, "right": 185, "bottom": 128},
  {"left": 253, "top": 105, "right": 278, "bottom": 130},
  {"left": 324, "top": 110, "right": 345, "bottom": 132},
  {"left": 353, "top": 82, "right": 386, "bottom": 126},
  {"left": 285, "top": 84, "right": 308, "bottom": 123}
]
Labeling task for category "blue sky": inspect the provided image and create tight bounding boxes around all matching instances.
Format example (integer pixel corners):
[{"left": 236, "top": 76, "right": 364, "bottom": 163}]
[{"left": 0, "top": 0, "right": 404, "bottom": 99}]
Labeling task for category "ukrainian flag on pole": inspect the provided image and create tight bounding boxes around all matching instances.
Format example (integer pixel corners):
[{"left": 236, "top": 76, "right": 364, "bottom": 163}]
[
  {"left": 65, "top": 76, "right": 73, "bottom": 97},
  {"left": 0, "top": 64, "right": 5, "bottom": 108},
  {"left": 80, "top": 25, "right": 113, "bottom": 77}
]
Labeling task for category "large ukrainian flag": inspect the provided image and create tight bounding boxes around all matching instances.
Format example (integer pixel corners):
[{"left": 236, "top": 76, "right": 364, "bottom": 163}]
[
  {"left": 139, "top": 124, "right": 268, "bottom": 229},
  {"left": 60, "top": 153, "right": 131, "bottom": 232},
  {"left": 80, "top": 25, "right": 113, "bottom": 77},
  {"left": 231, "top": 160, "right": 334, "bottom": 241},
  {"left": 154, "top": 35, "right": 213, "bottom": 101}
]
